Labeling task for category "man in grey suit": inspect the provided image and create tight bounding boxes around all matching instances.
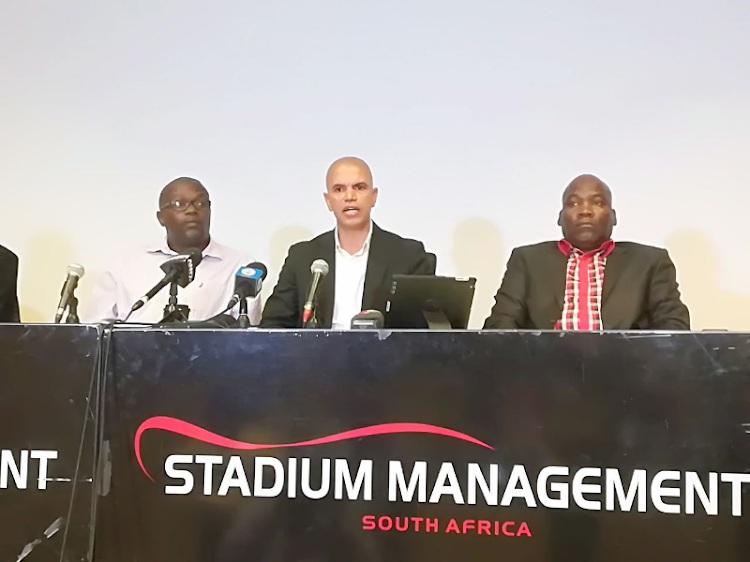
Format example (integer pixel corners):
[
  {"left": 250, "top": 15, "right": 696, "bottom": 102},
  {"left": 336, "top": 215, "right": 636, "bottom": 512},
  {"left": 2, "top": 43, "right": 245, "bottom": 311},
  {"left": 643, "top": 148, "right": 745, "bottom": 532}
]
[{"left": 484, "top": 174, "right": 690, "bottom": 330}]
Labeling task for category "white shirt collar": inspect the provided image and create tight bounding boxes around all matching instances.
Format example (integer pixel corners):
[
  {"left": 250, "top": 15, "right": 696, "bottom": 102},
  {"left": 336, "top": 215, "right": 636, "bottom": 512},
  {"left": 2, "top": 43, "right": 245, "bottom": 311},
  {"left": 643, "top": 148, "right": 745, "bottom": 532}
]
[
  {"left": 334, "top": 221, "right": 373, "bottom": 258},
  {"left": 147, "top": 237, "right": 225, "bottom": 260}
]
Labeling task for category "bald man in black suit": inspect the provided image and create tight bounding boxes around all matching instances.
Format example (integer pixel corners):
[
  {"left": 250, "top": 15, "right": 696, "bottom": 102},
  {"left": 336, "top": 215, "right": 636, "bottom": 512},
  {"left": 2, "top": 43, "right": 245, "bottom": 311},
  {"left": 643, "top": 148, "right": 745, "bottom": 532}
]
[{"left": 0, "top": 245, "right": 20, "bottom": 322}]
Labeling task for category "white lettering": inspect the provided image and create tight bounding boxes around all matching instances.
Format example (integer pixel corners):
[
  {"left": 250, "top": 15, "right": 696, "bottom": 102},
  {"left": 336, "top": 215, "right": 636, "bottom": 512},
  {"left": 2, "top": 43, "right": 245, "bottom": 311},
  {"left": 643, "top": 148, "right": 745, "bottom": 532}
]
[
  {"left": 429, "top": 463, "right": 464, "bottom": 504},
  {"left": 30, "top": 450, "right": 57, "bottom": 490},
  {"left": 194, "top": 455, "right": 222, "bottom": 495},
  {"left": 652, "top": 470, "right": 681, "bottom": 514},
  {"left": 334, "top": 459, "right": 372, "bottom": 501},
  {"left": 217, "top": 456, "right": 251, "bottom": 496},
  {"left": 300, "top": 458, "right": 330, "bottom": 499},
  {"left": 605, "top": 469, "right": 646, "bottom": 512},
  {"left": 253, "top": 457, "right": 285, "bottom": 498},
  {"left": 287, "top": 457, "right": 297, "bottom": 498},
  {"left": 501, "top": 465, "right": 537, "bottom": 507},
  {"left": 164, "top": 454, "right": 194, "bottom": 495},
  {"left": 721, "top": 473, "right": 750, "bottom": 516},
  {"left": 0, "top": 450, "right": 28, "bottom": 489},
  {"left": 537, "top": 466, "right": 569, "bottom": 509},
  {"left": 685, "top": 472, "right": 718, "bottom": 515},
  {"left": 573, "top": 467, "right": 602, "bottom": 511},
  {"left": 467, "top": 463, "right": 498, "bottom": 506},
  {"left": 388, "top": 461, "right": 427, "bottom": 502}
]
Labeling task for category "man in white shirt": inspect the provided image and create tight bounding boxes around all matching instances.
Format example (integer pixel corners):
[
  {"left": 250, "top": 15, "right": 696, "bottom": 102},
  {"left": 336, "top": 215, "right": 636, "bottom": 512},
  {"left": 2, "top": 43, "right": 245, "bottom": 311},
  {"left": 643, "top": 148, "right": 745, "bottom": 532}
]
[
  {"left": 261, "top": 157, "right": 435, "bottom": 328},
  {"left": 85, "top": 177, "right": 261, "bottom": 324}
]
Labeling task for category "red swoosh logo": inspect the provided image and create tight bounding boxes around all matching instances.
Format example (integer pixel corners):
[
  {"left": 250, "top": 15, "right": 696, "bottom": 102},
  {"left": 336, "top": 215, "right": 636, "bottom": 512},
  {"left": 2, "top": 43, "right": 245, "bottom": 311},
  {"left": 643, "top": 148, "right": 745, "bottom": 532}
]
[{"left": 135, "top": 416, "right": 494, "bottom": 481}]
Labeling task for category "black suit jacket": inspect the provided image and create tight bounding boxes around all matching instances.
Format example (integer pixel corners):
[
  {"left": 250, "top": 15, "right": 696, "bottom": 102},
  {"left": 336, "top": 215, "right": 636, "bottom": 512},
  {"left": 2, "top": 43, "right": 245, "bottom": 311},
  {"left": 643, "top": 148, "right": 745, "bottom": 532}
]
[
  {"left": 261, "top": 224, "right": 435, "bottom": 328},
  {"left": 484, "top": 241, "right": 690, "bottom": 330},
  {"left": 0, "top": 244, "right": 20, "bottom": 323}
]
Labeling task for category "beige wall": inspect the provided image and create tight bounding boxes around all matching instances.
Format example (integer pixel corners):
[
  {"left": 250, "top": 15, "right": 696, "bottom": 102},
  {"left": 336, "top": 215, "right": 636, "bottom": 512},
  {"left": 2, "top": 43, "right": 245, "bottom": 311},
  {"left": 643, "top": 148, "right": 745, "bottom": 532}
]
[{"left": 3, "top": 2, "right": 749, "bottom": 329}]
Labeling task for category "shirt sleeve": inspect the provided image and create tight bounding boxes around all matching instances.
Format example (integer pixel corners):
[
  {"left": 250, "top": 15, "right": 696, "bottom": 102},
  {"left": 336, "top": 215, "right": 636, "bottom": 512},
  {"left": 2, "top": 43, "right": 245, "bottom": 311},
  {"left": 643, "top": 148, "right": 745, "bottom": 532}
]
[{"left": 84, "top": 266, "right": 120, "bottom": 323}]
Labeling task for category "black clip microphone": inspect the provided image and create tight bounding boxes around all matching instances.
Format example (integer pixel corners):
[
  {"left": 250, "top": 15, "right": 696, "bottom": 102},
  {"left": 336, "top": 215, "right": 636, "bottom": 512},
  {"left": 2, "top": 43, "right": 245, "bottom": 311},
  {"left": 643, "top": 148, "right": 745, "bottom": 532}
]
[
  {"left": 225, "top": 262, "right": 268, "bottom": 312},
  {"left": 129, "top": 249, "right": 203, "bottom": 314}
]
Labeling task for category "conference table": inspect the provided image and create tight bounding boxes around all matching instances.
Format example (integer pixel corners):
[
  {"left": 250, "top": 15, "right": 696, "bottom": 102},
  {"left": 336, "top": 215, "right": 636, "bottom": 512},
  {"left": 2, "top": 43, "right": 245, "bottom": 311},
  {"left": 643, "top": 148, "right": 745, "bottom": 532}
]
[{"left": 2, "top": 325, "right": 749, "bottom": 561}]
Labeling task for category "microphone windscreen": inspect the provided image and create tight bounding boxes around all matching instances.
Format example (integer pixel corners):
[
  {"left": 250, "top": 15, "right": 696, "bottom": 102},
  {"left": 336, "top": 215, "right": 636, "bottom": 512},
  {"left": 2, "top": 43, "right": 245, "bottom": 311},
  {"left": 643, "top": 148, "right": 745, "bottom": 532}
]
[
  {"left": 67, "top": 263, "right": 85, "bottom": 278},
  {"left": 311, "top": 259, "right": 329, "bottom": 277},
  {"left": 183, "top": 248, "right": 203, "bottom": 268},
  {"left": 242, "top": 261, "right": 268, "bottom": 280}
]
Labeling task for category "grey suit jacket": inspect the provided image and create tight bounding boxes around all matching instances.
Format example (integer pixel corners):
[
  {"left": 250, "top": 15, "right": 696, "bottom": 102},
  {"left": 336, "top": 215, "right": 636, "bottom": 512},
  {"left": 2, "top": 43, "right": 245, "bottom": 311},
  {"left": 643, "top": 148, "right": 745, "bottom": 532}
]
[{"left": 484, "top": 241, "right": 690, "bottom": 330}]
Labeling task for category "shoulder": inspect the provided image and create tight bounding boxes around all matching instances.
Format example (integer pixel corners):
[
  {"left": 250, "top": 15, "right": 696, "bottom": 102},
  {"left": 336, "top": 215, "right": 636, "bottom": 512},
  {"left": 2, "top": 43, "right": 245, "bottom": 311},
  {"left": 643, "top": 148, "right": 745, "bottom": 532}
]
[
  {"left": 510, "top": 241, "right": 559, "bottom": 257},
  {"left": 373, "top": 225, "right": 425, "bottom": 251},
  {"left": 615, "top": 241, "right": 670, "bottom": 261},
  {"left": 288, "top": 230, "right": 334, "bottom": 255},
  {"left": 209, "top": 240, "right": 254, "bottom": 267},
  {"left": 0, "top": 244, "right": 18, "bottom": 265}
]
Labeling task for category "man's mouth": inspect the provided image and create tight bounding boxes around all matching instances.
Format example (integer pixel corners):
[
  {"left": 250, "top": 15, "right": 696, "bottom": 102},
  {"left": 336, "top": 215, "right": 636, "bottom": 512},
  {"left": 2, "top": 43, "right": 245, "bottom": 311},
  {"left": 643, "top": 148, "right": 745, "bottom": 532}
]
[{"left": 343, "top": 207, "right": 359, "bottom": 215}]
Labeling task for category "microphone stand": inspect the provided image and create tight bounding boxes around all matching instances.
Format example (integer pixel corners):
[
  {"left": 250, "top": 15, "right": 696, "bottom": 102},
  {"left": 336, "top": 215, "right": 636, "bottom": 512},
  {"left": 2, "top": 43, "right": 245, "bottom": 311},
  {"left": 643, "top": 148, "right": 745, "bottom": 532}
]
[
  {"left": 65, "top": 296, "right": 80, "bottom": 324},
  {"left": 237, "top": 298, "right": 251, "bottom": 328},
  {"left": 160, "top": 280, "right": 190, "bottom": 323}
]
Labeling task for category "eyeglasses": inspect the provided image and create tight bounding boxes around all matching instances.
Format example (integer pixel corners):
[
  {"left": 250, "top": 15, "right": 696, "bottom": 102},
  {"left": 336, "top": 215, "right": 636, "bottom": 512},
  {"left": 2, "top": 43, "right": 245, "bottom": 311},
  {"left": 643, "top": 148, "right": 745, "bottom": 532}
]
[{"left": 160, "top": 199, "right": 211, "bottom": 212}]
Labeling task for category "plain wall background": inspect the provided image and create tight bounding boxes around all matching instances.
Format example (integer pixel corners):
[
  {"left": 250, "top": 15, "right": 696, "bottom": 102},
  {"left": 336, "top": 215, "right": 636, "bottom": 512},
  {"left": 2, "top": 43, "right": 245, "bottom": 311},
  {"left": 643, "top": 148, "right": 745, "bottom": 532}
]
[{"left": 2, "top": 0, "right": 749, "bottom": 328}]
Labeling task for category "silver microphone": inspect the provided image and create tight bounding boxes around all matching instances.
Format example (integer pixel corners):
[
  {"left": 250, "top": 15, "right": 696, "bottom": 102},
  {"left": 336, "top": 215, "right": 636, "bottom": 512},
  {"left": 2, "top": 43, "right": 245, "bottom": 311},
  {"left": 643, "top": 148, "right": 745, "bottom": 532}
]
[
  {"left": 54, "top": 264, "right": 85, "bottom": 323},
  {"left": 302, "top": 259, "right": 329, "bottom": 326}
]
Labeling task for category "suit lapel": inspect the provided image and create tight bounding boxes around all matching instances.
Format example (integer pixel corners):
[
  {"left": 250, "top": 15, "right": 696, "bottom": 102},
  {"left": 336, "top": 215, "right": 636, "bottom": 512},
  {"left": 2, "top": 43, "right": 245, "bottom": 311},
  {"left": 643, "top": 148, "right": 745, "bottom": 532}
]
[
  {"left": 363, "top": 224, "right": 388, "bottom": 310},
  {"left": 545, "top": 244, "right": 568, "bottom": 314},
  {"left": 316, "top": 232, "right": 336, "bottom": 327},
  {"left": 602, "top": 244, "right": 627, "bottom": 307}
]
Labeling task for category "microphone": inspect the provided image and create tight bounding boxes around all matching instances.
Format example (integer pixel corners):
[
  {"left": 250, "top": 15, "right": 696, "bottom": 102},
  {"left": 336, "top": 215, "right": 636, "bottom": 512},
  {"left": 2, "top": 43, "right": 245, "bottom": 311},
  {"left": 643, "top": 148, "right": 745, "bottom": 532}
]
[
  {"left": 130, "top": 249, "right": 203, "bottom": 313},
  {"left": 54, "top": 264, "right": 85, "bottom": 323},
  {"left": 224, "top": 262, "right": 268, "bottom": 312},
  {"left": 302, "top": 259, "right": 329, "bottom": 326},
  {"left": 351, "top": 309, "right": 384, "bottom": 330}
]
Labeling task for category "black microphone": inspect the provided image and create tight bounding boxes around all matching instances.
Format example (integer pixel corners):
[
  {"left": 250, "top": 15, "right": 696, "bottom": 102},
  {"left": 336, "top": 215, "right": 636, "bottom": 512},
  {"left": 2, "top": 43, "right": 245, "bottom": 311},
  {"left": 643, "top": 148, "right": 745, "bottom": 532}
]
[
  {"left": 54, "top": 264, "right": 85, "bottom": 323},
  {"left": 224, "top": 262, "right": 268, "bottom": 312},
  {"left": 351, "top": 309, "right": 384, "bottom": 330},
  {"left": 302, "top": 259, "right": 329, "bottom": 326},
  {"left": 130, "top": 249, "right": 203, "bottom": 313}
]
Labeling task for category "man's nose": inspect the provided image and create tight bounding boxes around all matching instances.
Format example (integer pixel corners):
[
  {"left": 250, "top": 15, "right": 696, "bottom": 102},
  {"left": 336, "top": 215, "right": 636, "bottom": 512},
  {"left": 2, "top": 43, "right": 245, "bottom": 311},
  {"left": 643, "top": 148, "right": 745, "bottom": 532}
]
[
  {"left": 578, "top": 203, "right": 594, "bottom": 216},
  {"left": 344, "top": 188, "right": 357, "bottom": 201}
]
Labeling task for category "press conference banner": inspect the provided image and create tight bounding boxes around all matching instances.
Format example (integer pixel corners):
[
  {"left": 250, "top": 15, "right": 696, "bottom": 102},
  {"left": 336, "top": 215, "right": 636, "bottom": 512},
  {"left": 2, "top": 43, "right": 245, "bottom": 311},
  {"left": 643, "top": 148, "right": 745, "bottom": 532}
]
[
  {"left": 0, "top": 325, "right": 100, "bottom": 562},
  {"left": 99, "top": 330, "right": 750, "bottom": 561}
]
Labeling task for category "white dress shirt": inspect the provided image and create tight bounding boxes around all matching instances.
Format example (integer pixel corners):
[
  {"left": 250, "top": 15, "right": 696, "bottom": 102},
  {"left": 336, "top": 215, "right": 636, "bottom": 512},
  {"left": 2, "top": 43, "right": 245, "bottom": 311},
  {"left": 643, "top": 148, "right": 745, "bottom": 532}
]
[
  {"left": 84, "top": 238, "right": 261, "bottom": 324},
  {"left": 331, "top": 222, "right": 373, "bottom": 330}
]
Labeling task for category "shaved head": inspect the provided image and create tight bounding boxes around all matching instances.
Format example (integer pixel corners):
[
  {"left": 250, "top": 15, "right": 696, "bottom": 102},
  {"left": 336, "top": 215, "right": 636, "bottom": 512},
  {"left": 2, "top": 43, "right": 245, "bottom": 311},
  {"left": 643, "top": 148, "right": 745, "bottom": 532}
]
[
  {"left": 562, "top": 174, "right": 612, "bottom": 206},
  {"left": 326, "top": 157, "right": 373, "bottom": 189},
  {"left": 324, "top": 156, "right": 378, "bottom": 231},
  {"left": 159, "top": 177, "right": 208, "bottom": 208}
]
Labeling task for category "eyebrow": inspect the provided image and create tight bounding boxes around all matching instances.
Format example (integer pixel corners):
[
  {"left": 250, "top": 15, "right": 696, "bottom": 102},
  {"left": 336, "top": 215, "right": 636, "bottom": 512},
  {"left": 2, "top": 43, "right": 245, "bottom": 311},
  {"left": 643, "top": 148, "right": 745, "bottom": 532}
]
[{"left": 331, "top": 182, "right": 369, "bottom": 189}]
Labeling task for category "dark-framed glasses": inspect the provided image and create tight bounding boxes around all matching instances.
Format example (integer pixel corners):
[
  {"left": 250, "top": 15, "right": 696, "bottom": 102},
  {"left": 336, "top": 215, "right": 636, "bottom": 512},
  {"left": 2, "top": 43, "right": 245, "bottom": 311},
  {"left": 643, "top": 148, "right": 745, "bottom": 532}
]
[{"left": 160, "top": 199, "right": 211, "bottom": 212}]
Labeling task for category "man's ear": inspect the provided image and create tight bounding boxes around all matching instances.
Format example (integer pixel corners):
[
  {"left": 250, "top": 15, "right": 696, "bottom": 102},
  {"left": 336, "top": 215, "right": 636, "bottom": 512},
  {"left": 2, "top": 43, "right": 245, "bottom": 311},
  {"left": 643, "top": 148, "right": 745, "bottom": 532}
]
[
  {"left": 612, "top": 208, "right": 618, "bottom": 226},
  {"left": 372, "top": 187, "right": 378, "bottom": 208},
  {"left": 157, "top": 211, "right": 165, "bottom": 227},
  {"left": 323, "top": 192, "right": 333, "bottom": 212},
  {"left": 557, "top": 210, "right": 563, "bottom": 227}
]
